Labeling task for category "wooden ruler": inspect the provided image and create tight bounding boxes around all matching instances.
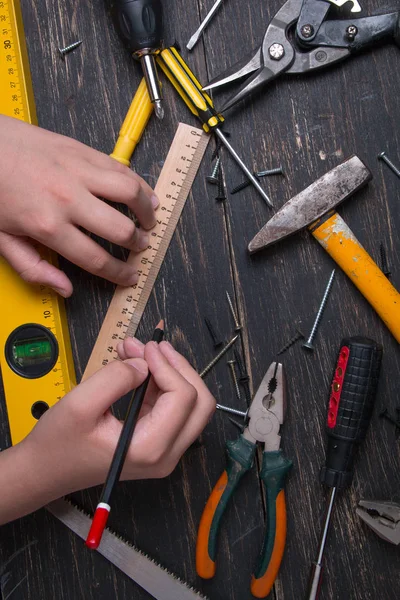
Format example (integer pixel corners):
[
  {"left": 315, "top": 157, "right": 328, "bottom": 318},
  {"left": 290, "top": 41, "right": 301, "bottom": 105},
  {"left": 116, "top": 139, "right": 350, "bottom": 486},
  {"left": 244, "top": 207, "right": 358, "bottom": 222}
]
[{"left": 83, "top": 123, "right": 209, "bottom": 380}]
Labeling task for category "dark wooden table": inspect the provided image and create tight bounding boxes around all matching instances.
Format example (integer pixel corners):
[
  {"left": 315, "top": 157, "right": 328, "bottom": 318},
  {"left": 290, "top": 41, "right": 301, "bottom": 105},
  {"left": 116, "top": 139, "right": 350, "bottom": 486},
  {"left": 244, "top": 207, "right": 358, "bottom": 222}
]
[{"left": 1, "top": 0, "right": 400, "bottom": 598}]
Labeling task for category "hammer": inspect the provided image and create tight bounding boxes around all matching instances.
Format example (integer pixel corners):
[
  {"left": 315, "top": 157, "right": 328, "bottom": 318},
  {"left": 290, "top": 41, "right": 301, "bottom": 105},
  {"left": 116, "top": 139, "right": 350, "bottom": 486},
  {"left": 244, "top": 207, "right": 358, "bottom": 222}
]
[{"left": 248, "top": 156, "right": 400, "bottom": 343}]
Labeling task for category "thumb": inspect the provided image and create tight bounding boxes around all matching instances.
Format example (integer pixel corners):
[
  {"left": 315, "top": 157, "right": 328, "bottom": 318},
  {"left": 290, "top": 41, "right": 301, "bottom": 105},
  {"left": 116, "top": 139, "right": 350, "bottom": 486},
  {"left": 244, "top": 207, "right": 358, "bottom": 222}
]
[
  {"left": 73, "top": 359, "right": 149, "bottom": 420},
  {"left": 0, "top": 231, "right": 73, "bottom": 297}
]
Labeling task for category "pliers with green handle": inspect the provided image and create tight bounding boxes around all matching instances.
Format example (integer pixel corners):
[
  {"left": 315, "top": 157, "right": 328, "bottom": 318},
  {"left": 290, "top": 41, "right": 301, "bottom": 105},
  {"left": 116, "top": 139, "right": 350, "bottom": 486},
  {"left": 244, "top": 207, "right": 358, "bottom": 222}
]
[{"left": 196, "top": 362, "right": 293, "bottom": 598}]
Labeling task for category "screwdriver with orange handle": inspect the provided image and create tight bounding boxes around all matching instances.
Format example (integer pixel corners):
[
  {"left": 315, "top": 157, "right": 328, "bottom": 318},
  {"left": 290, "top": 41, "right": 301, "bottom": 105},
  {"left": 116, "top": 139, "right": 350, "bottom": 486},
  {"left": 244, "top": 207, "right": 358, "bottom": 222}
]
[{"left": 196, "top": 362, "right": 292, "bottom": 598}]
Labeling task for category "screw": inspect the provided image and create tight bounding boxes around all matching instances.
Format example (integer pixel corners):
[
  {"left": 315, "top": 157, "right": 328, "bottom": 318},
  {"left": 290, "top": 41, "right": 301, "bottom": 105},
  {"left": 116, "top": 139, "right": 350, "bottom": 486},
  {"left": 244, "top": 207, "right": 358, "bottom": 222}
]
[
  {"left": 234, "top": 349, "right": 252, "bottom": 404},
  {"left": 199, "top": 335, "right": 239, "bottom": 378},
  {"left": 256, "top": 167, "right": 284, "bottom": 177},
  {"left": 346, "top": 25, "right": 358, "bottom": 40},
  {"left": 215, "top": 166, "right": 226, "bottom": 201},
  {"left": 204, "top": 317, "right": 223, "bottom": 348},
  {"left": 378, "top": 151, "right": 400, "bottom": 179},
  {"left": 227, "top": 360, "right": 241, "bottom": 400},
  {"left": 379, "top": 242, "right": 391, "bottom": 279},
  {"left": 303, "top": 269, "right": 336, "bottom": 351},
  {"left": 58, "top": 40, "right": 82, "bottom": 59},
  {"left": 216, "top": 403, "right": 248, "bottom": 419},
  {"left": 226, "top": 291, "right": 241, "bottom": 331},
  {"left": 206, "top": 157, "right": 221, "bottom": 185},
  {"left": 300, "top": 24, "right": 314, "bottom": 38},
  {"left": 231, "top": 178, "right": 254, "bottom": 195},
  {"left": 269, "top": 43, "right": 285, "bottom": 60},
  {"left": 211, "top": 131, "right": 230, "bottom": 161},
  {"left": 277, "top": 328, "right": 305, "bottom": 355},
  {"left": 230, "top": 167, "right": 283, "bottom": 194}
]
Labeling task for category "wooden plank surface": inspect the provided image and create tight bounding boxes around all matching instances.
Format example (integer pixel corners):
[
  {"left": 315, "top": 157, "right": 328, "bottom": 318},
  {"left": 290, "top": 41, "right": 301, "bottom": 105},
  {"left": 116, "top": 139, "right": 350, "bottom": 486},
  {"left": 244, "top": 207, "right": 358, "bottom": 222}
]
[{"left": 1, "top": 0, "right": 400, "bottom": 599}]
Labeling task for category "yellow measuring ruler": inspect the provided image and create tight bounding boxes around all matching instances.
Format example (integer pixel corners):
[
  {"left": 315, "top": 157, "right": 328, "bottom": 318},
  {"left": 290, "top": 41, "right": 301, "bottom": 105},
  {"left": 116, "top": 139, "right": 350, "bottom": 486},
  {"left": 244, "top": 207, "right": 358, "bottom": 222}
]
[
  {"left": 83, "top": 123, "right": 209, "bottom": 380},
  {"left": 0, "top": 0, "right": 76, "bottom": 445}
]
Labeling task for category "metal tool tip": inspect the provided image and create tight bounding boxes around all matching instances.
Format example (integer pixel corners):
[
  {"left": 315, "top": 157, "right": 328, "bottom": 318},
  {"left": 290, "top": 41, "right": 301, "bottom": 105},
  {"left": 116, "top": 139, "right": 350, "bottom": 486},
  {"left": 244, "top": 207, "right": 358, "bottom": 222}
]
[
  {"left": 154, "top": 101, "right": 164, "bottom": 120},
  {"left": 186, "top": 37, "right": 197, "bottom": 51}
]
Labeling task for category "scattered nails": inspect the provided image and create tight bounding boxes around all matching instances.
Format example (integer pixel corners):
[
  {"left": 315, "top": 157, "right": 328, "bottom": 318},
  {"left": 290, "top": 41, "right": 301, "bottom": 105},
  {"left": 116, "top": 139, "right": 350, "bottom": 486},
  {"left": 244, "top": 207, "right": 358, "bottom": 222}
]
[
  {"left": 378, "top": 151, "right": 400, "bottom": 179},
  {"left": 204, "top": 317, "right": 223, "bottom": 348},
  {"left": 277, "top": 328, "right": 305, "bottom": 355},
  {"left": 58, "top": 40, "right": 82, "bottom": 59}
]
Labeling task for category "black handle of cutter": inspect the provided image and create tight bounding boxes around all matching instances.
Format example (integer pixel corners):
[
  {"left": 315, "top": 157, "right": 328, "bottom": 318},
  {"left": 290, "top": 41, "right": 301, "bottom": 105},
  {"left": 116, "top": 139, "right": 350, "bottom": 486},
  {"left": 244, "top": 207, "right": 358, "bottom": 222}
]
[
  {"left": 115, "top": 0, "right": 163, "bottom": 54},
  {"left": 320, "top": 336, "right": 382, "bottom": 490}
]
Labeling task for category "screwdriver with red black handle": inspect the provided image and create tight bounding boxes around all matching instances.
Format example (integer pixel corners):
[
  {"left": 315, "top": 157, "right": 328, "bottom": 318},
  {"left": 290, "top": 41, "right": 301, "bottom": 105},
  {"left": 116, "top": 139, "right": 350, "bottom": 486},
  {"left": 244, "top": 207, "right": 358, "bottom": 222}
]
[
  {"left": 115, "top": 0, "right": 164, "bottom": 119},
  {"left": 306, "top": 336, "right": 383, "bottom": 600}
]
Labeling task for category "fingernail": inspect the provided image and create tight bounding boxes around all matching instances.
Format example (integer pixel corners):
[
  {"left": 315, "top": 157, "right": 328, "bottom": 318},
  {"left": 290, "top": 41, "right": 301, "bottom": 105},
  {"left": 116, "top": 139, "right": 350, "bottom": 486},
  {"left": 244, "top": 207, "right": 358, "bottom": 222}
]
[
  {"left": 125, "top": 358, "right": 148, "bottom": 374},
  {"left": 128, "top": 272, "right": 139, "bottom": 285},
  {"left": 151, "top": 195, "right": 159, "bottom": 209},
  {"left": 138, "top": 232, "right": 149, "bottom": 250},
  {"left": 125, "top": 336, "right": 145, "bottom": 350},
  {"left": 52, "top": 287, "right": 68, "bottom": 298}
]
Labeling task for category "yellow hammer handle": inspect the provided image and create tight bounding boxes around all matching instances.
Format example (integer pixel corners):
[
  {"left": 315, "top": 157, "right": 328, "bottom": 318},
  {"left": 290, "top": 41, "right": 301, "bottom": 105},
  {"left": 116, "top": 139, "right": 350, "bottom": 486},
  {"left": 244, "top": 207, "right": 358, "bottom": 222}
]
[
  {"left": 110, "top": 78, "right": 153, "bottom": 166},
  {"left": 311, "top": 212, "right": 400, "bottom": 343}
]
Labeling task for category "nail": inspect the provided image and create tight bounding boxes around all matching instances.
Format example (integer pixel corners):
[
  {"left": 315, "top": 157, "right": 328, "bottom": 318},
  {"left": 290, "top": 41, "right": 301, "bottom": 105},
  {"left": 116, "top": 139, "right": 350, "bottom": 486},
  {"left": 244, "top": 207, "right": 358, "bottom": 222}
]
[
  {"left": 138, "top": 232, "right": 149, "bottom": 250},
  {"left": 151, "top": 195, "right": 160, "bottom": 209},
  {"left": 125, "top": 358, "right": 149, "bottom": 374}
]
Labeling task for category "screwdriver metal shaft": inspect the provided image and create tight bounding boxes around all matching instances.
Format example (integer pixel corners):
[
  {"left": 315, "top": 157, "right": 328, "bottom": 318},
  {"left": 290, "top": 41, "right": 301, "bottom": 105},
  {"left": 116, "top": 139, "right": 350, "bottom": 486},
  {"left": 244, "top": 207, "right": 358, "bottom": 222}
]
[
  {"left": 214, "top": 129, "right": 273, "bottom": 208},
  {"left": 187, "top": 0, "right": 224, "bottom": 50}
]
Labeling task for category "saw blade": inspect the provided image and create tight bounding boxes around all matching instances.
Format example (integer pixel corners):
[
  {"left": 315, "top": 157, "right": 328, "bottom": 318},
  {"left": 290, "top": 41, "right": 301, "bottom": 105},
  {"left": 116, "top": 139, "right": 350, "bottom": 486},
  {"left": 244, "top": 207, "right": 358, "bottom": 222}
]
[{"left": 46, "top": 498, "right": 208, "bottom": 600}]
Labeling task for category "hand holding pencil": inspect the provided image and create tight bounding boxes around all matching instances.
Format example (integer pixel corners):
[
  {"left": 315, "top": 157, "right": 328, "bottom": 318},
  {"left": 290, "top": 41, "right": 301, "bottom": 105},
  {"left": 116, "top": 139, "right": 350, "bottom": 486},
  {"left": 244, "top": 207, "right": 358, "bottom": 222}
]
[
  {"left": 86, "top": 321, "right": 216, "bottom": 548},
  {"left": 0, "top": 327, "right": 215, "bottom": 526}
]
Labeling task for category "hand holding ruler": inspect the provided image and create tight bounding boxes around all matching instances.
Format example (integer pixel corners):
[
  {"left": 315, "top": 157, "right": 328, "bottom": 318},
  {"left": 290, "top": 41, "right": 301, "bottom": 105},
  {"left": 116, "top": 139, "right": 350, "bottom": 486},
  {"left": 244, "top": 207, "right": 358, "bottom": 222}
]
[{"left": 83, "top": 123, "right": 208, "bottom": 379}]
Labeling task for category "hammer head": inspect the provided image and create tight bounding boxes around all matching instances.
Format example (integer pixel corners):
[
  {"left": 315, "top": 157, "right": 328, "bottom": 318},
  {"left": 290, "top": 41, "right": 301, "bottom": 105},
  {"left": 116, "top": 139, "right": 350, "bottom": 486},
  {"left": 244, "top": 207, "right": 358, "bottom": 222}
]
[{"left": 248, "top": 156, "right": 372, "bottom": 254}]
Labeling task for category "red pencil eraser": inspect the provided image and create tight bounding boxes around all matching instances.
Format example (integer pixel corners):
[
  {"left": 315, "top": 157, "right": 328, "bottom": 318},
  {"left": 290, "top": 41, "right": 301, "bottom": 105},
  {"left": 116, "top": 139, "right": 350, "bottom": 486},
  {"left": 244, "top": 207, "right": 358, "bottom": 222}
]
[{"left": 85, "top": 503, "right": 110, "bottom": 550}]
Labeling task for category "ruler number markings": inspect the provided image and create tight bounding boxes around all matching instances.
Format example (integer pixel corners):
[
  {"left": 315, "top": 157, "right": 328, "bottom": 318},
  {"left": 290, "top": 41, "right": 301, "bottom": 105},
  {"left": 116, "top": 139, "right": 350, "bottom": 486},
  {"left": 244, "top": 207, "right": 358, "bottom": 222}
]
[{"left": 83, "top": 126, "right": 208, "bottom": 378}]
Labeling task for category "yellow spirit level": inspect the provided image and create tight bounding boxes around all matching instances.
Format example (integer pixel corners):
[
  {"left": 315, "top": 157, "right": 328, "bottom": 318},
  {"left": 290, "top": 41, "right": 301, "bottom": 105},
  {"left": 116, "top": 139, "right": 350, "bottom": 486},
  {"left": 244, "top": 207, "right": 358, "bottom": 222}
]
[{"left": 0, "top": 0, "right": 76, "bottom": 444}]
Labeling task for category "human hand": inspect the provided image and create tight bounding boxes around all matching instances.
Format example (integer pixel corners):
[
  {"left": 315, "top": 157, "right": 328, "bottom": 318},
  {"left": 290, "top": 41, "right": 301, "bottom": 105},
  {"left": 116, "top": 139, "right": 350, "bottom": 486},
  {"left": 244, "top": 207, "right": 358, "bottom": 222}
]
[
  {"left": 0, "top": 336, "right": 215, "bottom": 524},
  {"left": 0, "top": 115, "right": 159, "bottom": 297}
]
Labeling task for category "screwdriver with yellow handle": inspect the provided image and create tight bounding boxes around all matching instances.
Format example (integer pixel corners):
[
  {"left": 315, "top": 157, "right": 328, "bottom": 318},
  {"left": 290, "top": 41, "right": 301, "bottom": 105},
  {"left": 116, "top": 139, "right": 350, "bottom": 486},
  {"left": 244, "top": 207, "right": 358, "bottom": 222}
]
[
  {"left": 197, "top": 362, "right": 292, "bottom": 598},
  {"left": 157, "top": 47, "right": 273, "bottom": 208},
  {"left": 110, "top": 78, "right": 153, "bottom": 166}
]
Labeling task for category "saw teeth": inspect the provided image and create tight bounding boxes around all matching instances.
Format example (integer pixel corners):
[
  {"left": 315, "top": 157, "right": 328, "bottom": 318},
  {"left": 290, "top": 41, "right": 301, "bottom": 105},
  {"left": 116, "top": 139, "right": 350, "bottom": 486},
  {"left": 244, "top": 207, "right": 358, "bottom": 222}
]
[{"left": 61, "top": 498, "right": 209, "bottom": 599}]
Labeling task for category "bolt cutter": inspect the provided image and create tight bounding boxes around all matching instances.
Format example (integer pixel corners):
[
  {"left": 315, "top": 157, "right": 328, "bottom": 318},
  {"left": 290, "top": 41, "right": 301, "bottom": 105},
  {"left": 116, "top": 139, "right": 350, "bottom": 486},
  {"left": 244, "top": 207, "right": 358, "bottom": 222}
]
[
  {"left": 204, "top": 0, "right": 400, "bottom": 111},
  {"left": 196, "top": 362, "right": 293, "bottom": 598}
]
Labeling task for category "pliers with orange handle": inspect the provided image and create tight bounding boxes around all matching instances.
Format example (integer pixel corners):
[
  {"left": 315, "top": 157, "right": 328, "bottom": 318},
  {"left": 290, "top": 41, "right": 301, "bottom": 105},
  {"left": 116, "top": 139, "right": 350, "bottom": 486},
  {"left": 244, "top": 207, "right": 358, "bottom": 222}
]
[{"left": 196, "top": 362, "right": 293, "bottom": 598}]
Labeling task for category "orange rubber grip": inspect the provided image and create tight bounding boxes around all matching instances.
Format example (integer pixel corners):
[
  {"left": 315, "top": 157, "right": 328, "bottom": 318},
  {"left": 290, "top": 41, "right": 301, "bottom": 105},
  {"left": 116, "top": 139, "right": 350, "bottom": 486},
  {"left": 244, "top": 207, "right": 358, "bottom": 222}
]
[
  {"left": 251, "top": 489, "right": 287, "bottom": 598},
  {"left": 311, "top": 212, "right": 400, "bottom": 343},
  {"left": 196, "top": 470, "right": 228, "bottom": 579}
]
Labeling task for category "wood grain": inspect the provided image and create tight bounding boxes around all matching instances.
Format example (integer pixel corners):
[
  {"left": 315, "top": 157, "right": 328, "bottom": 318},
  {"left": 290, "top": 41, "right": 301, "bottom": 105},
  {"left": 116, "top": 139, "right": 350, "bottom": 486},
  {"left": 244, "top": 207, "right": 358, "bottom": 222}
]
[{"left": 1, "top": 0, "right": 399, "bottom": 599}]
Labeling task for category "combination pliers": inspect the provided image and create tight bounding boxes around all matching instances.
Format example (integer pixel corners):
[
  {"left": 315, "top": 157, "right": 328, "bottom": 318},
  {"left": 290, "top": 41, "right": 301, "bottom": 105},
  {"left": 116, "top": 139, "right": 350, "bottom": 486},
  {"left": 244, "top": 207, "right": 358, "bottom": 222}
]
[
  {"left": 196, "top": 362, "right": 293, "bottom": 598},
  {"left": 204, "top": 0, "right": 400, "bottom": 111},
  {"left": 357, "top": 499, "right": 400, "bottom": 545}
]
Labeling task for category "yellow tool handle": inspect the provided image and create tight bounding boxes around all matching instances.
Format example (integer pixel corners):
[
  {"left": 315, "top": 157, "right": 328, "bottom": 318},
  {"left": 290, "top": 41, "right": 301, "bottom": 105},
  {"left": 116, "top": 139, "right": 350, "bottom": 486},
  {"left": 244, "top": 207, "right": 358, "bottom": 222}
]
[
  {"left": 110, "top": 78, "right": 153, "bottom": 166},
  {"left": 310, "top": 212, "right": 400, "bottom": 343},
  {"left": 157, "top": 47, "right": 224, "bottom": 133}
]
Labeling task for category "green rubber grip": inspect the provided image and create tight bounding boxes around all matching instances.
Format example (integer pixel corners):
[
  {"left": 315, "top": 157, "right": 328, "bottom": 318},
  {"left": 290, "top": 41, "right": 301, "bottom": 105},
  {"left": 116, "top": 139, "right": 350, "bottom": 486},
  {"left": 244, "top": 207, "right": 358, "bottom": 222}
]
[
  {"left": 208, "top": 435, "right": 256, "bottom": 561},
  {"left": 254, "top": 450, "right": 293, "bottom": 579}
]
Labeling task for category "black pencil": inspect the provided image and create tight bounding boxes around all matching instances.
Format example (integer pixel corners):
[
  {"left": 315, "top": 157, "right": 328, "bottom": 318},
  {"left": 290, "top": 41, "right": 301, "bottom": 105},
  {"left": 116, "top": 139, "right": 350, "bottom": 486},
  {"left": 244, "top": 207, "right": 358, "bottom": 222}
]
[{"left": 86, "top": 320, "right": 164, "bottom": 549}]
